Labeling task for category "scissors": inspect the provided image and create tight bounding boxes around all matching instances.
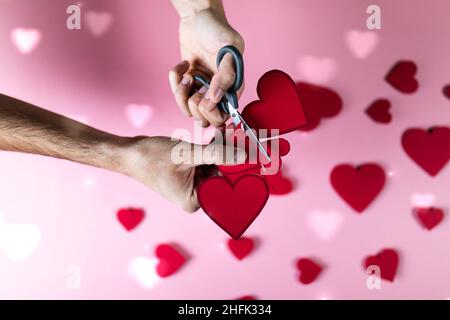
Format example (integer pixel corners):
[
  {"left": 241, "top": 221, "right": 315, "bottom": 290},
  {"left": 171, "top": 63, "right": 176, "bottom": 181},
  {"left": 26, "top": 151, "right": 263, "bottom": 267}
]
[{"left": 193, "top": 45, "right": 271, "bottom": 162}]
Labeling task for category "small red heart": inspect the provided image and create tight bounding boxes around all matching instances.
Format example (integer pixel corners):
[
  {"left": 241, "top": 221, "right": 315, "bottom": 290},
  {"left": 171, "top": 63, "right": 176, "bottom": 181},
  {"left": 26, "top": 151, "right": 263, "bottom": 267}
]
[
  {"left": 413, "top": 207, "right": 444, "bottom": 230},
  {"left": 364, "top": 249, "right": 399, "bottom": 282},
  {"left": 198, "top": 175, "right": 269, "bottom": 239},
  {"left": 443, "top": 85, "right": 450, "bottom": 99},
  {"left": 401, "top": 127, "right": 450, "bottom": 177},
  {"left": 155, "top": 244, "right": 186, "bottom": 278},
  {"left": 296, "top": 82, "right": 343, "bottom": 131},
  {"left": 227, "top": 237, "right": 254, "bottom": 260},
  {"left": 236, "top": 295, "right": 257, "bottom": 300},
  {"left": 366, "top": 99, "right": 392, "bottom": 124},
  {"left": 264, "top": 170, "right": 294, "bottom": 195},
  {"left": 331, "top": 164, "right": 385, "bottom": 213},
  {"left": 242, "top": 70, "right": 308, "bottom": 135},
  {"left": 385, "top": 60, "right": 419, "bottom": 94},
  {"left": 296, "top": 258, "right": 322, "bottom": 285},
  {"left": 116, "top": 208, "right": 145, "bottom": 231}
]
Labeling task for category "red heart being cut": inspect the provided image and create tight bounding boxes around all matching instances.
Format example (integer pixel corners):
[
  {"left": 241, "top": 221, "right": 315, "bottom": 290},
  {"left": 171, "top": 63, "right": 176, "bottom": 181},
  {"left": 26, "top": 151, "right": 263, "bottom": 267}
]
[
  {"left": 366, "top": 99, "right": 392, "bottom": 124},
  {"left": 413, "top": 207, "right": 444, "bottom": 230},
  {"left": 296, "top": 258, "right": 323, "bottom": 285},
  {"left": 330, "top": 164, "right": 386, "bottom": 213},
  {"left": 155, "top": 244, "right": 186, "bottom": 278},
  {"left": 385, "top": 60, "right": 418, "bottom": 94},
  {"left": 117, "top": 208, "right": 145, "bottom": 231},
  {"left": 241, "top": 70, "right": 308, "bottom": 135},
  {"left": 364, "top": 249, "right": 399, "bottom": 282},
  {"left": 198, "top": 175, "right": 269, "bottom": 239},
  {"left": 401, "top": 127, "right": 450, "bottom": 177},
  {"left": 296, "top": 82, "right": 343, "bottom": 131},
  {"left": 227, "top": 237, "right": 254, "bottom": 260}
]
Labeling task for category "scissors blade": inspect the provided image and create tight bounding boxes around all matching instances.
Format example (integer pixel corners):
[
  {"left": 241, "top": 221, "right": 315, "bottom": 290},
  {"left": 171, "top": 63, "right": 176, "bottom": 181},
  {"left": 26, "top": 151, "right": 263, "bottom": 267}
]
[{"left": 227, "top": 102, "right": 271, "bottom": 163}]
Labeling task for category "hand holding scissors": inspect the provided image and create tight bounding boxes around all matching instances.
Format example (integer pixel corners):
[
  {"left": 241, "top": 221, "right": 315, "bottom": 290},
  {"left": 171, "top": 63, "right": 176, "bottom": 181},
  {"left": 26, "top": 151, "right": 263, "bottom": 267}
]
[{"left": 194, "top": 46, "right": 271, "bottom": 162}]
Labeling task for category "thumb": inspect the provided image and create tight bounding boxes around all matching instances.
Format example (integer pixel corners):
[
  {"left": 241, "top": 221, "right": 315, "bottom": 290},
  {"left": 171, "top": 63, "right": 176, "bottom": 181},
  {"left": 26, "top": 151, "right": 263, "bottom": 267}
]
[
  {"left": 201, "top": 143, "right": 247, "bottom": 166},
  {"left": 208, "top": 54, "right": 237, "bottom": 103}
]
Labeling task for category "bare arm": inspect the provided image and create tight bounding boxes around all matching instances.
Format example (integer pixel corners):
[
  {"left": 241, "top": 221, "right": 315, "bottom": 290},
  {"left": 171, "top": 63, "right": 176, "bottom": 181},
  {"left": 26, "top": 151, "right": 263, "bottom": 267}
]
[{"left": 0, "top": 94, "right": 244, "bottom": 212}]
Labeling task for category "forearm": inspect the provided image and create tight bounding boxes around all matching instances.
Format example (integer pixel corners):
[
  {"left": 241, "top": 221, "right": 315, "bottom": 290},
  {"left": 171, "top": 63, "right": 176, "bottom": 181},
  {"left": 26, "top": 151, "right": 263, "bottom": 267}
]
[
  {"left": 170, "top": 0, "right": 225, "bottom": 18},
  {"left": 0, "top": 94, "right": 130, "bottom": 173}
]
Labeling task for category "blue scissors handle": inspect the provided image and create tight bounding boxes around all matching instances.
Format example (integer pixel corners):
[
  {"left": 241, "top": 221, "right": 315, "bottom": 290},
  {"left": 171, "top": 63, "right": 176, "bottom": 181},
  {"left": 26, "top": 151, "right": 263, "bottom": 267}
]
[{"left": 193, "top": 45, "right": 244, "bottom": 115}]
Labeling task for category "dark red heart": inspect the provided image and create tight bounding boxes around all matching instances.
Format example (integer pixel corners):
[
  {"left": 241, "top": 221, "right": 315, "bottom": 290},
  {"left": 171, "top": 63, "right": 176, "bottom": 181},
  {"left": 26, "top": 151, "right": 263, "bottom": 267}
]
[
  {"left": 236, "top": 295, "right": 257, "bottom": 300},
  {"left": 364, "top": 249, "right": 399, "bottom": 282},
  {"left": 413, "top": 207, "right": 444, "bottom": 230},
  {"left": 296, "top": 258, "right": 322, "bottom": 285},
  {"left": 198, "top": 175, "right": 269, "bottom": 239},
  {"left": 155, "top": 244, "right": 186, "bottom": 278},
  {"left": 385, "top": 61, "right": 418, "bottom": 94},
  {"left": 242, "top": 70, "right": 308, "bottom": 135},
  {"left": 444, "top": 85, "right": 450, "bottom": 99},
  {"left": 366, "top": 99, "right": 392, "bottom": 124},
  {"left": 330, "top": 164, "right": 386, "bottom": 213},
  {"left": 116, "top": 208, "right": 145, "bottom": 231},
  {"left": 227, "top": 237, "right": 254, "bottom": 260},
  {"left": 264, "top": 170, "right": 294, "bottom": 195},
  {"left": 296, "top": 82, "right": 343, "bottom": 131},
  {"left": 401, "top": 127, "right": 450, "bottom": 177}
]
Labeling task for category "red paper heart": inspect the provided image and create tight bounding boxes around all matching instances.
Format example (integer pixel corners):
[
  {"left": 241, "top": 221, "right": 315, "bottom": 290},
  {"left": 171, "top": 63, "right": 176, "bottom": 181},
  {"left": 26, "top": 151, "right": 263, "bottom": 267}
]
[
  {"left": 443, "top": 85, "right": 450, "bottom": 99},
  {"left": 385, "top": 61, "right": 418, "bottom": 94},
  {"left": 219, "top": 132, "right": 290, "bottom": 175},
  {"left": 236, "top": 295, "right": 257, "bottom": 300},
  {"left": 331, "top": 164, "right": 385, "bottom": 213},
  {"left": 264, "top": 170, "right": 294, "bottom": 195},
  {"left": 401, "top": 127, "right": 450, "bottom": 177},
  {"left": 364, "top": 249, "right": 399, "bottom": 282},
  {"left": 413, "top": 207, "right": 444, "bottom": 230},
  {"left": 198, "top": 175, "right": 269, "bottom": 239},
  {"left": 116, "top": 208, "right": 145, "bottom": 231},
  {"left": 296, "top": 82, "right": 343, "bottom": 131},
  {"left": 155, "top": 244, "right": 186, "bottom": 278},
  {"left": 241, "top": 70, "right": 307, "bottom": 135},
  {"left": 296, "top": 258, "right": 322, "bottom": 285},
  {"left": 227, "top": 237, "right": 254, "bottom": 260},
  {"left": 366, "top": 99, "right": 392, "bottom": 124}
]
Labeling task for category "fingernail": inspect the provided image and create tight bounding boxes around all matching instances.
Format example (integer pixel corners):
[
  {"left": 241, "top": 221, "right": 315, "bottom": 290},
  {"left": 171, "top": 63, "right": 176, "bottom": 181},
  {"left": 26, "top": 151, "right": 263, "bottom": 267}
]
[
  {"left": 181, "top": 75, "right": 192, "bottom": 86},
  {"left": 211, "top": 88, "right": 224, "bottom": 102},
  {"left": 198, "top": 85, "right": 208, "bottom": 94}
]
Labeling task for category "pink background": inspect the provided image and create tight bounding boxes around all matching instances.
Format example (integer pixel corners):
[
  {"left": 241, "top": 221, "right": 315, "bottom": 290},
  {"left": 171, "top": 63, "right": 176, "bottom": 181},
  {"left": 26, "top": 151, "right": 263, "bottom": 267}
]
[{"left": 0, "top": 0, "right": 449, "bottom": 299}]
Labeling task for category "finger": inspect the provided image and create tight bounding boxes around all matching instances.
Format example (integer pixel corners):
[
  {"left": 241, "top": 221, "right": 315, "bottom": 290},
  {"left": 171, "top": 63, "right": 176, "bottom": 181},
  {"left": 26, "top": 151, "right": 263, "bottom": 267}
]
[
  {"left": 169, "top": 61, "right": 193, "bottom": 116},
  {"left": 201, "top": 143, "right": 246, "bottom": 166},
  {"left": 198, "top": 96, "right": 226, "bottom": 128},
  {"left": 188, "top": 85, "right": 210, "bottom": 127},
  {"left": 207, "top": 54, "right": 237, "bottom": 103}
]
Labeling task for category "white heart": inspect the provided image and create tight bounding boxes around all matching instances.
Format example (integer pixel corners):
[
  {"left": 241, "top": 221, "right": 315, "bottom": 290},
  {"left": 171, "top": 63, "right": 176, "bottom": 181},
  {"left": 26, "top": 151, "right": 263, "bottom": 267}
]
[
  {"left": 0, "top": 218, "right": 42, "bottom": 261},
  {"left": 346, "top": 30, "right": 379, "bottom": 59},
  {"left": 11, "top": 28, "right": 41, "bottom": 54},
  {"left": 85, "top": 11, "right": 113, "bottom": 37},
  {"left": 306, "top": 210, "right": 343, "bottom": 241},
  {"left": 128, "top": 257, "right": 161, "bottom": 288},
  {"left": 410, "top": 193, "right": 436, "bottom": 207},
  {"left": 297, "top": 56, "right": 336, "bottom": 84},
  {"left": 125, "top": 104, "right": 153, "bottom": 128}
]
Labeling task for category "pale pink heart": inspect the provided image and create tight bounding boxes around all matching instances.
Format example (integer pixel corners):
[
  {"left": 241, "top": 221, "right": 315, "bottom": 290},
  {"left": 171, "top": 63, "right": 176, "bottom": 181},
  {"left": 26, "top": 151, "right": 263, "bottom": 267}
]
[
  {"left": 297, "top": 56, "right": 336, "bottom": 84},
  {"left": 128, "top": 257, "right": 161, "bottom": 288},
  {"left": 85, "top": 11, "right": 113, "bottom": 37},
  {"left": 125, "top": 104, "right": 153, "bottom": 128},
  {"left": 410, "top": 193, "right": 436, "bottom": 207},
  {"left": 10, "top": 28, "right": 41, "bottom": 54},
  {"left": 306, "top": 210, "right": 343, "bottom": 241},
  {"left": 345, "top": 30, "right": 379, "bottom": 59}
]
